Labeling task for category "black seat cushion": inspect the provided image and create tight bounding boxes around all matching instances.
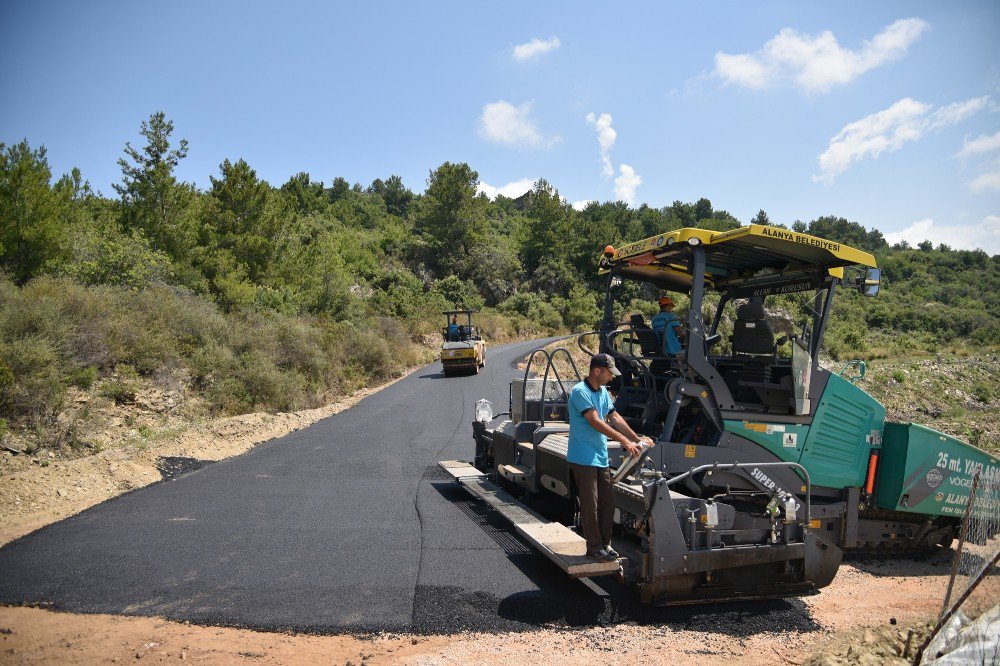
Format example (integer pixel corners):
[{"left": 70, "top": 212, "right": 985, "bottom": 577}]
[
  {"left": 629, "top": 314, "right": 662, "bottom": 357},
  {"left": 731, "top": 303, "right": 775, "bottom": 355}
]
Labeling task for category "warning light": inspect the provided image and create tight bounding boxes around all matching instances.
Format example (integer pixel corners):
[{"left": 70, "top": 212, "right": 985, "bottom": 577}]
[{"left": 603, "top": 245, "right": 616, "bottom": 258}]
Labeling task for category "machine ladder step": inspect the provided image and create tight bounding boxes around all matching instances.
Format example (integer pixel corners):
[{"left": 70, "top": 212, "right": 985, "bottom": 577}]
[
  {"left": 498, "top": 463, "right": 535, "bottom": 490},
  {"left": 437, "top": 460, "right": 620, "bottom": 579}
]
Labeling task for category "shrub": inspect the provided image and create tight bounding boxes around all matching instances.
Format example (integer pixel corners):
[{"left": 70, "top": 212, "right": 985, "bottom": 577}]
[
  {"left": 433, "top": 275, "right": 484, "bottom": 311},
  {"left": 234, "top": 350, "right": 306, "bottom": 413},
  {"left": 971, "top": 380, "right": 995, "bottom": 404},
  {"left": 70, "top": 365, "right": 99, "bottom": 389},
  {"left": 0, "top": 336, "right": 64, "bottom": 425},
  {"left": 99, "top": 364, "right": 140, "bottom": 404}
]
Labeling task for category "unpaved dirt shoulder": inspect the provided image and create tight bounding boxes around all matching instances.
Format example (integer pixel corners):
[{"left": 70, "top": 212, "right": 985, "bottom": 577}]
[
  {"left": 0, "top": 606, "right": 446, "bottom": 665},
  {"left": 0, "top": 559, "right": 950, "bottom": 665},
  {"left": 0, "top": 602, "right": 937, "bottom": 666},
  {"left": 0, "top": 366, "right": 422, "bottom": 547}
]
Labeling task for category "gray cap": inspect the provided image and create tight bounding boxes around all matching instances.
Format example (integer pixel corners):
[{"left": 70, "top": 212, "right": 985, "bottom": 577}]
[{"left": 590, "top": 353, "right": 621, "bottom": 377}]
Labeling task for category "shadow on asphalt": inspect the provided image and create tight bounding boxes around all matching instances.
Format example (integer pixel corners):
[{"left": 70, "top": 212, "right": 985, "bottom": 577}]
[
  {"left": 419, "top": 480, "right": 822, "bottom": 636},
  {"left": 417, "top": 370, "right": 482, "bottom": 379}
]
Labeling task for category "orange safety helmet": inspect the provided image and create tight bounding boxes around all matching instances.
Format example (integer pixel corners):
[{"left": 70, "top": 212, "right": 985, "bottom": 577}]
[{"left": 658, "top": 296, "right": 675, "bottom": 308}]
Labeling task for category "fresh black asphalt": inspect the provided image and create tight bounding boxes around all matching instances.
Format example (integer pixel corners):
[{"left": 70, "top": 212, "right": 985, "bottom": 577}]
[{"left": 0, "top": 338, "right": 823, "bottom": 636}]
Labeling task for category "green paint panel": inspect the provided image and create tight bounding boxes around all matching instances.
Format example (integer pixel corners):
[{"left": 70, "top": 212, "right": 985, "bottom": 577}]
[
  {"left": 875, "top": 422, "right": 1000, "bottom": 517},
  {"left": 797, "top": 373, "right": 885, "bottom": 489},
  {"left": 723, "top": 421, "right": 811, "bottom": 463}
]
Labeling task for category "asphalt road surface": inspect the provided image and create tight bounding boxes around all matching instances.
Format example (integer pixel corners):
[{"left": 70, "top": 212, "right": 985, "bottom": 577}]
[{"left": 0, "top": 338, "right": 818, "bottom": 636}]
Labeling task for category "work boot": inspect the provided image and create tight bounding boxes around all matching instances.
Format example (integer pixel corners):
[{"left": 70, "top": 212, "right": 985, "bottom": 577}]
[
  {"left": 588, "top": 547, "right": 617, "bottom": 563},
  {"left": 604, "top": 545, "right": 620, "bottom": 559}
]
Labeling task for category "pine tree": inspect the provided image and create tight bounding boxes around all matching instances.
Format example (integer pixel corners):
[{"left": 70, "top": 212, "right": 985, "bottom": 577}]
[{"left": 114, "top": 112, "right": 195, "bottom": 260}]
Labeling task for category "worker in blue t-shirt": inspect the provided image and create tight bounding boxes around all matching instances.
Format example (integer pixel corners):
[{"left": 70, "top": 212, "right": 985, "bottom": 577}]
[
  {"left": 650, "top": 296, "right": 685, "bottom": 356},
  {"left": 447, "top": 316, "right": 460, "bottom": 342},
  {"left": 567, "top": 353, "right": 654, "bottom": 562}
]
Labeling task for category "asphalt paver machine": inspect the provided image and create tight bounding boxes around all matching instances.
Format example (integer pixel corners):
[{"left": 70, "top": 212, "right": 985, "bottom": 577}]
[{"left": 440, "top": 224, "right": 998, "bottom": 605}]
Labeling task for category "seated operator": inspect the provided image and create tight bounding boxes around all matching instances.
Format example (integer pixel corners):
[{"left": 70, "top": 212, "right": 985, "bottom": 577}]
[
  {"left": 650, "top": 296, "right": 685, "bottom": 356},
  {"left": 447, "top": 316, "right": 460, "bottom": 342}
]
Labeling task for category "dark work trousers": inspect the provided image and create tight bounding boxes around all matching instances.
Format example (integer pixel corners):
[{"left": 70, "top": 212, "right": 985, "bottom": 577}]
[{"left": 569, "top": 462, "right": 614, "bottom": 554}]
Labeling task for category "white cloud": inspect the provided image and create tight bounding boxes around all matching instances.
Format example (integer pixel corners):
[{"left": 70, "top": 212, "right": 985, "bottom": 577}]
[
  {"left": 715, "top": 18, "right": 929, "bottom": 94},
  {"left": 927, "top": 98, "right": 991, "bottom": 130},
  {"left": 884, "top": 216, "right": 1000, "bottom": 254},
  {"left": 512, "top": 36, "right": 560, "bottom": 61},
  {"left": 814, "top": 96, "right": 989, "bottom": 184},
  {"left": 479, "top": 100, "right": 559, "bottom": 149},
  {"left": 970, "top": 172, "right": 1000, "bottom": 193},
  {"left": 476, "top": 178, "right": 535, "bottom": 200},
  {"left": 614, "top": 164, "right": 642, "bottom": 205},
  {"left": 584, "top": 112, "right": 640, "bottom": 205},
  {"left": 572, "top": 199, "right": 595, "bottom": 211},
  {"left": 957, "top": 130, "right": 1000, "bottom": 158},
  {"left": 586, "top": 112, "right": 618, "bottom": 178}
]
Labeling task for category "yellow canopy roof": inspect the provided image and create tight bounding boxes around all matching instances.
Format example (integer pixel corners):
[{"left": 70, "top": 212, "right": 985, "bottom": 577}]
[{"left": 598, "top": 224, "right": 877, "bottom": 294}]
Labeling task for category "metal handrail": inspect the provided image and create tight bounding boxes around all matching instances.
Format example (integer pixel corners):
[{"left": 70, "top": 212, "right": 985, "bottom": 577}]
[
  {"left": 539, "top": 348, "right": 581, "bottom": 426},
  {"left": 605, "top": 327, "right": 677, "bottom": 399},
  {"left": 576, "top": 330, "right": 600, "bottom": 357},
  {"left": 522, "top": 348, "right": 581, "bottom": 427}
]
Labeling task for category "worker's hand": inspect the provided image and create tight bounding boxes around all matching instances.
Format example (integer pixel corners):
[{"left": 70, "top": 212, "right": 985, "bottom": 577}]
[{"left": 622, "top": 441, "right": 642, "bottom": 458}]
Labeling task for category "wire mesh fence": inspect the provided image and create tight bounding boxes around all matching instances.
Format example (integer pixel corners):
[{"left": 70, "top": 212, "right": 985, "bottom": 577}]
[
  {"left": 917, "top": 470, "right": 1000, "bottom": 663},
  {"left": 939, "top": 471, "right": 1000, "bottom": 620}
]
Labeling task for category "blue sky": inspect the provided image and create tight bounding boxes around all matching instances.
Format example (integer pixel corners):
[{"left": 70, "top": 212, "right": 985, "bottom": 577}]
[{"left": 2, "top": 1, "right": 999, "bottom": 252}]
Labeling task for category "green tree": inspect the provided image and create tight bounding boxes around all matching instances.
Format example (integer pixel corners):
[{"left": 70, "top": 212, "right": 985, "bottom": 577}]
[
  {"left": 328, "top": 177, "right": 351, "bottom": 203},
  {"left": 0, "top": 141, "right": 68, "bottom": 283},
  {"left": 114, "top": 112, "right": 196, "bottom": 260},
  {"left": 281, "top": 172, "right": 325, "bottom": 213},
  {"left": 694, "top": 197, "right": 713, "bottom": 221},
  {"left": 458, "top": 238, "right": 522, "bottom": 306},
  {"left": 527, "top": 255, "right": 577, "bottom": 298},
  {"left": 669, "top": 200, "right": 695, "bottom": 226},
  {"left": 368, "top": 175, "right": 413, "bottom": 218},
  {"left": 803, "top": 216, "right": 887, "bottom": 253},
  {"left": 414, "top": 162, "right": 486, "bottom": 266},
  {"left": 433, "top": 274, "right": 484, "bottom": 310},
  {"left": 751, "top": 209, "right": 770, "bottom": 225},
  {"left": 522, "top": 179, "right": 570, "bottom": 274},
  {"left": 558, "top": 285, "right": 599, "bottom": 330},
  {"left": 209, "top": 159, "right": 277, "bottom": 278}
]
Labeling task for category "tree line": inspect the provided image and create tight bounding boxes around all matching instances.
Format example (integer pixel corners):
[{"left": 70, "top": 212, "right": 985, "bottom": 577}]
[{"left": 1, "top": 111, "right": 997, "bottom": 349}]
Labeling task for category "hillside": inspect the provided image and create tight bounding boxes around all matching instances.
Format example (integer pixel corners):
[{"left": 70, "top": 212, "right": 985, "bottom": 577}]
[{"left": 1, "top": 113, "right": 998, "bottom": 456}]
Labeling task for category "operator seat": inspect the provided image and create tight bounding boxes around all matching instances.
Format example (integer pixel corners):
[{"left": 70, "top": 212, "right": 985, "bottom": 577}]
[
  {"left": 730, "top": 303, "right": 776, "bottom": 383},
  {"left": 629, "top": 314, "right": 662, "bottom": 357},
  {"left": 628, "top": 314, "right": 676, "bottom": 379}
]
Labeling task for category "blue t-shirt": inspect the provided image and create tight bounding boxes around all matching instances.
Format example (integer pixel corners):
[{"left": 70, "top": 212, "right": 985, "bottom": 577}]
[
  {"left": 447, "top": 323, "right": 459, "bottom": 338},
  {"left": 651, "top": 310, "right": 682, "bottom": 355},
  {"left": 567, "top": 380, "right": 616, "bottom": 468}
]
